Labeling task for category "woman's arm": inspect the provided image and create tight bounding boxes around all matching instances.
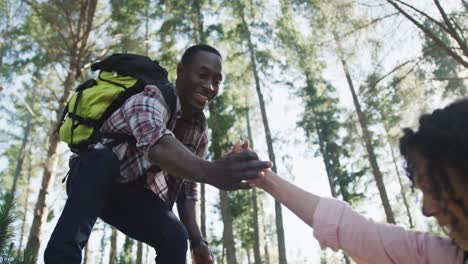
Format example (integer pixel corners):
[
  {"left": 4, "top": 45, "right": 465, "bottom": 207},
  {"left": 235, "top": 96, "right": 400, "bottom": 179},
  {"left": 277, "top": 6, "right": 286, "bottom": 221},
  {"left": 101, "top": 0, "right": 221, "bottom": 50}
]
[
  {"left": 231, "top": 140, "right": 464, "bottom": 264},
  {"left": 258, "top": 169, "right": 320, "bottom": 227}
]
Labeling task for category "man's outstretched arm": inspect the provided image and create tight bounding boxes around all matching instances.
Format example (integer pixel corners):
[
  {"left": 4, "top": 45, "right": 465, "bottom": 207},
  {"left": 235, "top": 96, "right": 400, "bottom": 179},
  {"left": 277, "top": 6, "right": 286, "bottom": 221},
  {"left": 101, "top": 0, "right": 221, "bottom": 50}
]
[
  {"left": 121, "top": 86, "right": 271, "bottom": 190},
  {"left": 148, "top": 135, "right": 272, "bottom": 190}
]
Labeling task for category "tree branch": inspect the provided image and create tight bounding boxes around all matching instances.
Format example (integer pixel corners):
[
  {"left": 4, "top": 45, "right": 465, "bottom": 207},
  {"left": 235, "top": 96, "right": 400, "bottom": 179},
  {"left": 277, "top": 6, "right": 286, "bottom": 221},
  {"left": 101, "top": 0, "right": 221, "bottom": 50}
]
[
  {"left": 386, "top": 0, "right": 468, "bottom": 67},
  {"left": 433, "top": 0, "right": 468, "bottom": 57},
  {"left": 432, "top": 76, "right": 468, "bottom": 81},
  {"left": 393, "top": 0, "right": 450, "bottom": 34}
]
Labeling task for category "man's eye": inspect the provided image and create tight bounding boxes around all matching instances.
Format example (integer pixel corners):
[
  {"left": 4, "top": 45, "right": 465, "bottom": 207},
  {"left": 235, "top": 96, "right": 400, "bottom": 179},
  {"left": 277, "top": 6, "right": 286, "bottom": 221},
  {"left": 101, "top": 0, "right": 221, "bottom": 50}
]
[{"left": 199, "top": 73, "right": 208, "bottom": 79}]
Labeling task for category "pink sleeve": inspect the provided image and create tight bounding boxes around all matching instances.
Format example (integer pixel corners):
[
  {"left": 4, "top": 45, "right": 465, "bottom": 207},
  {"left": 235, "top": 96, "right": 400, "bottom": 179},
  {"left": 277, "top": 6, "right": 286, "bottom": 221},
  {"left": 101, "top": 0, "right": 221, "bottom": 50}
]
[{"left": 313, "top": 197, "right": 464, "bottom": 264}]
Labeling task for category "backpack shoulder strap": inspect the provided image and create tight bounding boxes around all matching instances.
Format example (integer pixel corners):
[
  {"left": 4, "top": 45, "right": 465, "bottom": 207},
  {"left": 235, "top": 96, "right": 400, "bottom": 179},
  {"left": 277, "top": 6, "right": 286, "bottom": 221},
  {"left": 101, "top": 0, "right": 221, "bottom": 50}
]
[{"left": 154, "top": 83, "right": 177, "bottom": 124}]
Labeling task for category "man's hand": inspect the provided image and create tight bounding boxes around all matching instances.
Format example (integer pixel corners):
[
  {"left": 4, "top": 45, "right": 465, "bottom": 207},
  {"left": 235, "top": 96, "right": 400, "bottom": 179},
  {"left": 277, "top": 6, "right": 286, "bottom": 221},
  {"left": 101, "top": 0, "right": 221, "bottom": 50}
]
[
  {"left": 192, "top": 242, "right": 214, "bottom": 264},
  {"left": 203, "top": 149, "right": 272, "bottom": 190},
  {"left": 149, "top": 136, "right": 271, "bottom": 190}
]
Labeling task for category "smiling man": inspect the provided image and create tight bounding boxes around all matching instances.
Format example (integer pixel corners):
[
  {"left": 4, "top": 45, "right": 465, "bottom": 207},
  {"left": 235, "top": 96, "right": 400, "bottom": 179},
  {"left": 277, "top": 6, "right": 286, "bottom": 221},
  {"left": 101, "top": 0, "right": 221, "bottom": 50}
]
[{"left": 44, "top": 44, "right": 271, "bottom": 264}]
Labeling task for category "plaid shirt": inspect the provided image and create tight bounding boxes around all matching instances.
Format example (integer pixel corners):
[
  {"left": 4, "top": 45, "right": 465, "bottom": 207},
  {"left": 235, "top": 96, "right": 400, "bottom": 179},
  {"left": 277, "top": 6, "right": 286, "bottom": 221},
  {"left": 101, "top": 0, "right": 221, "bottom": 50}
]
[{"left": 97, "top": 84, "right": 208, "bottom": 207}]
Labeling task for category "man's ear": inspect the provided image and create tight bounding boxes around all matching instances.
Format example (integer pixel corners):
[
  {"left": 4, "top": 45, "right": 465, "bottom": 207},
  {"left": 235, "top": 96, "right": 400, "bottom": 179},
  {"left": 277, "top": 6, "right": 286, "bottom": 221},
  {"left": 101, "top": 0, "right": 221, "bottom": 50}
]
[{"left": 176, "top": 63, "right": 184, "bottom": 79}]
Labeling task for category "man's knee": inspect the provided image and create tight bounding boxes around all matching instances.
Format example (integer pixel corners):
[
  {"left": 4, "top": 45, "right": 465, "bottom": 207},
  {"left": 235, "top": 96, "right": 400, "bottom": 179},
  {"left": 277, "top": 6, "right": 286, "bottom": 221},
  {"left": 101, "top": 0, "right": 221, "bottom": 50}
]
[
  {"left": 155, "top": 220, "right": 188, "bottom": 253},
  {"left": 173, "top": 222, "right": 189, "bottom": 250},
  {"left": 150, "top": 221, "right": 188, "bottom": 263},
  {"left": 165, "top": 222, "right": 188, "bottom": 252},
  {"left": 43, "top": 242, "right": 81, "bottom": 264}
]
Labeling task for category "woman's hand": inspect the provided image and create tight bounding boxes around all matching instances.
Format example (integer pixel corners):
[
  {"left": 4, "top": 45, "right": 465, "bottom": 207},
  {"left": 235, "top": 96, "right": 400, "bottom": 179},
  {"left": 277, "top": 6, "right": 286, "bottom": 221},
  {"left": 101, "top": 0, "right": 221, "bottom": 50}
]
[{"left": 228, "top": 139, "right": 271, "bottom": 189}]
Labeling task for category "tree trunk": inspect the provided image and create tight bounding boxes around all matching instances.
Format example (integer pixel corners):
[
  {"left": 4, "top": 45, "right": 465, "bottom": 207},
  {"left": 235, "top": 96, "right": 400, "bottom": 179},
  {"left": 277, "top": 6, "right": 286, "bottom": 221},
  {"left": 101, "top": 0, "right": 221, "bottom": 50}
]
[
  {"left": 313, "top": 119, "right": 338, "bottom": 198},
  {"left": 99, "top": 223, "right": 107, "bottom": 264},
  {"left": 25, "top": 128, "right": 61, "bottom": 260},
  {"left": 220, "top": 190, "right": 238, "bottom": 264},
  {"left": 200, "top": 183, "right": 207, "bottom": 238},
  {"left": 192, "top": 0, "right": 208, "bottom": 239},
  {"left": 25, "top": 1, "right": 98, "bottom": 259},
  {"left": 84, "top": 245, "right": 89, "bottom": 264},
  {"left": 19, "top": 149, "right": 33, "bottom": 251},
  {"left": 246, "top": 106, "right": 262, "bottom": 264},
  {"left": 25, "top": 67, "right": 77, "bottom": 259},
  {"left": 260, "top": 197, "right": 271, "bottom": 264},
  {"left": 11, "top": 88, "right": 36, "bottom": 197},
  {"left": 384, "top": 127, "right": 414, "bottom": 228},
  {"left": 136, "top": 241, "right": 143, "bottom": 264},
  {"left": 264, "top": 244, "right": 270, "bottom": 264},
  {"left": 145, "top": 245, "right": 149, "bottom": 264},
  {"left": 109, "top": 227, "right": 118, "bottom": 264},
  {"left": 207, "top": 93, "right": 238, "bottom": 264},
  {"left": 239, "top": 5, "right": 287, "bottom": 263},
  {"left": 144, "top": 9, "right": 150, "bottom": 56},
  {"left": 333, "top": 32, "right": 396, "bottom": 224}
]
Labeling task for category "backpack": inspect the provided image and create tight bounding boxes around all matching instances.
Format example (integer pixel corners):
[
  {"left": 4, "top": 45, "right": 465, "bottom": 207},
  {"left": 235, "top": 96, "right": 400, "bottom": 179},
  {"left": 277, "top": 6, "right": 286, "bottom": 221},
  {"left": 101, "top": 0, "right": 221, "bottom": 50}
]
[{"left": 57, "top": 53, "right": 177, "bottom": 151}]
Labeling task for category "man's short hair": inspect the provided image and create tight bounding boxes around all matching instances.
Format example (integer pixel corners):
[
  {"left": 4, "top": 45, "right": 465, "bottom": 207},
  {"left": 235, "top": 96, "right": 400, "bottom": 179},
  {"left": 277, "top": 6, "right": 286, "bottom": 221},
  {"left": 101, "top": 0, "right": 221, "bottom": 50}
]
[{"left": 181, "top": 44, "right": 222, "bottom": 65}]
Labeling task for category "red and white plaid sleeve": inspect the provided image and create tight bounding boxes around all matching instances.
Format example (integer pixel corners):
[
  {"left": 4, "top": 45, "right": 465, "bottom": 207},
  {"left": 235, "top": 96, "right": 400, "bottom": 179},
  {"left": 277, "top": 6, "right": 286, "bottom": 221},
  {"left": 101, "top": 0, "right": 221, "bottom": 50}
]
[{"left": 121, "top": 85, "right": 175, "bottom": 162}]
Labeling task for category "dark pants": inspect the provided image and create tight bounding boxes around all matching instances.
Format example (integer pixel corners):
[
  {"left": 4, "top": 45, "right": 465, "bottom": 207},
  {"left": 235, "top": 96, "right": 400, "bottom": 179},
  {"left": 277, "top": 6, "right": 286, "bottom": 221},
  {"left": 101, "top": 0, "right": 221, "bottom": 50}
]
[{"left": 44, "top": 148, "right": 188, "bottom": 264}]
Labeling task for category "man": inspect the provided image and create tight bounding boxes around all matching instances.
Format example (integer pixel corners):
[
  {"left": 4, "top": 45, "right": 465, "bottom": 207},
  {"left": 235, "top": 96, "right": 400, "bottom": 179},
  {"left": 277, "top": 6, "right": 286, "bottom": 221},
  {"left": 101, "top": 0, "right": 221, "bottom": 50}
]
[{"left": 44, "top": 44, "right": 271, "bottom": 263}]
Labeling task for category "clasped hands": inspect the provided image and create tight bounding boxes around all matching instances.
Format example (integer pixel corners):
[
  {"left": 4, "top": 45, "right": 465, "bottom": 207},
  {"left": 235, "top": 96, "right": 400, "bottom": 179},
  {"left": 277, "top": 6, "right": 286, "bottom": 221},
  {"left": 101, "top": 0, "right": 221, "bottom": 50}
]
[{"left": 224, "top": 139, "right": 272, "bottom": 189}]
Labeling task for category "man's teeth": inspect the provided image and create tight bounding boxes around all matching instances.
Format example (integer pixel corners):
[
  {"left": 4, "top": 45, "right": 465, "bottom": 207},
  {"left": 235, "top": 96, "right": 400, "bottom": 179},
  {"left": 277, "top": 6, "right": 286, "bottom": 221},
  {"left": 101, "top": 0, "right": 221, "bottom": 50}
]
[
  {"left": 196, "top": 93, "right": 208, "bottom": 101},
  {"left": 443, "top": 225, "right": 453, "bottom": 233}
]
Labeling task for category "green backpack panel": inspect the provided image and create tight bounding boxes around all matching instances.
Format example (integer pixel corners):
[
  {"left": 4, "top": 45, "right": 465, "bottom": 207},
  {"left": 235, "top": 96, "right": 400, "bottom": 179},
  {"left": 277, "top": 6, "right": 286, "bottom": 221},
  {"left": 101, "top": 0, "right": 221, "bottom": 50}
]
[{"left": 59, "top": 72, "right": 138, "bottom": 147}]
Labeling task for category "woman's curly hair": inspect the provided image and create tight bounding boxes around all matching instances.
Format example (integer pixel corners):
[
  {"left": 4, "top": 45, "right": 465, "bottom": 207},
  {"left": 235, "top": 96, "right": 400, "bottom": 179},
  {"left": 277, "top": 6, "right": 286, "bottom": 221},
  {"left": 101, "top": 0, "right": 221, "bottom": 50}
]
[{"left": 400, "top": 98, "right": 468, "bottom": 226}]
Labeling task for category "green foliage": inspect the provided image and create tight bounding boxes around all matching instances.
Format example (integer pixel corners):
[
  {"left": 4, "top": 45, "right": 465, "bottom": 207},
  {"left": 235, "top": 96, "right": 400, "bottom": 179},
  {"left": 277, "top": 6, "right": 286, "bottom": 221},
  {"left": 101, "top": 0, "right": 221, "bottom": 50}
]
[
  {"left": 422, "top": 19, "right": 468, "bottom": 97},
  {"left": 298, "top": 79, "right": 365, "bottom": 202},
  {"left": 109, "top": 0, "right": 155, "bottom": 54},
  {"left": 117, "top": 236, "right": 134, "bottom": 264},
  {"left": 229, "top": 190, "right": 254, "bottom": 249},
  {"left": 0, "top": 193, "right": 34, "bottom": 264},
  {"left": 0, "top": 1, "right": 33, "bottom": 81},
  {"left": 278, "top": 1, "right": 365, "bottom": 203}
]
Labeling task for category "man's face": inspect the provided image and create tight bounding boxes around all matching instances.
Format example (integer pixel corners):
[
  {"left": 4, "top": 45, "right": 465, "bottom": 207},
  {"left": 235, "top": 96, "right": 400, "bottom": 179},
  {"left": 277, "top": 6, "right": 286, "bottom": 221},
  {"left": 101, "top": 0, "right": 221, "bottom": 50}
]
[{"left": 176, "top": 50, "right": 223, "bottom": 112}]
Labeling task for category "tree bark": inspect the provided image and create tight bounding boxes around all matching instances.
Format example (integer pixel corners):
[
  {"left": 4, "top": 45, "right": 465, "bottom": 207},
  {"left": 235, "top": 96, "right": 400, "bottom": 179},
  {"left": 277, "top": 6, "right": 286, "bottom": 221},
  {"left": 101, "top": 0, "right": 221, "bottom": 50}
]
[
  {"left": 84, "top": 244, "right": 89, "bottom": 264},
  {"left": 385, "top": 0, "right": 468, "bottom": 67},
  {"left": 25, "top": 127, "right": 61, "bottom": 260},
  {"left": 19, "top": 149, "right": 33, "bottom": 251},
  {"left": 99, "top": 223, "right": 107, "bottom": 264},
  {"left": 220, "top": 190, "right": 238, "bottom": 264},
  {"left": 382, "top": 124, "right": 414, "bottom": 228},
  {"left": 192, "top": 0, "right": 208, "bottom": 239},
  {"left": 239, "top": 5, "right": 287, "bottom": 263},
  {"left": 246, "top": 106, "right": 262, "bottom": 264},
  {"left": 109, "top": 227, "right": 117, "bottom": 264},
  {"left": 11, "top": 88, "right": 36, "bottom": 197},
  {"left": 25, "top": 1, "right": 98, "bottom": 259},
  {"left": 208, "top": 96, "right": 238, "bottom": 264},
  {"left": 333, "top": 32, "right": 396, "bottom": 224},
  {"left": 136, "top": 241, "right": 143, "bottom": 264},
  {"left": 200, "top": 183, "right": 207, "bottom": 238},
  {"left": 144, "top": 9, "right": 150, "bottom": 56}
]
